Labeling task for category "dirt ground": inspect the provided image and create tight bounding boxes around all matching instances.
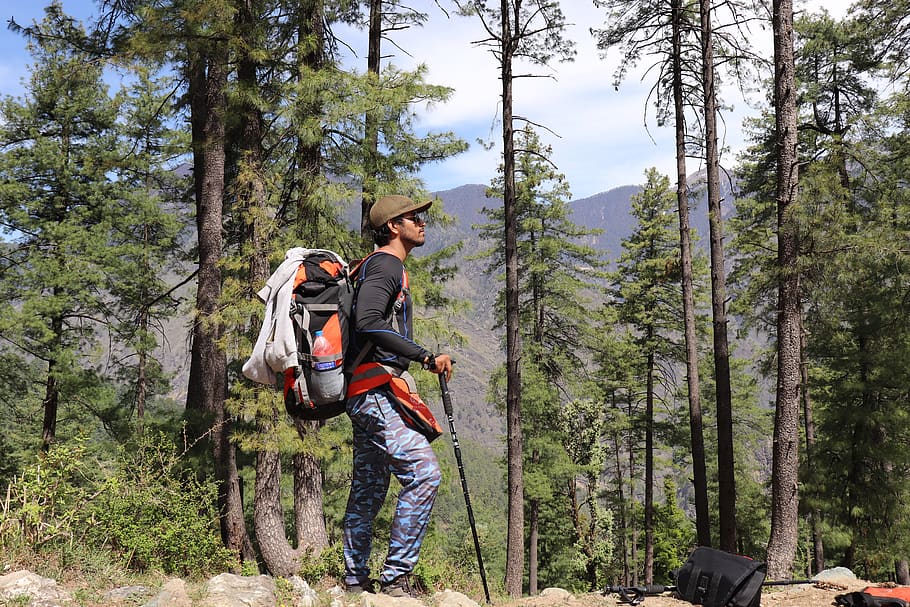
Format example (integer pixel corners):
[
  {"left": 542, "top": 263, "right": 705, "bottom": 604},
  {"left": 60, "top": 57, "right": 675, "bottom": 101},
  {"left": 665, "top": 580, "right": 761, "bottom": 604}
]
[{"left": 501, "top": 577, "right": 872, "bottom": 607}]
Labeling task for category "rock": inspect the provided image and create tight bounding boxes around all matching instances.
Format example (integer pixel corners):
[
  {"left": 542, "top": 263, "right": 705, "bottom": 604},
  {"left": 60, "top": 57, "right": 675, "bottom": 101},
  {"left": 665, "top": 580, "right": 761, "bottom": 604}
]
[
  {"left": 434, "top": 589, "right": 480, "bottom": 607},
  {"left": 540, "top": 588, "right": 574, "bottom": 601},
  {"left": 0, "top": 570, "right": 71, "bottom": 606},
  {"left": 201, "top": 573, "right": 277, "bottom": 607},
  {"left": 288, "top": 576, "right": 318, "bottom": 607},
  {"left": 362, "top": 592, "right": 423, "bottom": 607},
  {"left": 813, "top": 567, "right": 857, "bottom": 582},
  {"left": 143, "top": 579, "right": 191, "bottom": 607},
  {"left": 104, "top": 586, "right": 152, "bottom": 601}
]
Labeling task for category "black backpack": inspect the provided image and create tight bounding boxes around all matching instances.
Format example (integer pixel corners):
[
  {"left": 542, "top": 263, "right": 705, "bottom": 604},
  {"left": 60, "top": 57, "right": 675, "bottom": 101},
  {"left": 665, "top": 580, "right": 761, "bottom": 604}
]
[
  {"left": 675, "top": 547, "right": 767, "bottom": 607},
  {"left": 281, "top": 249, "right": 400, "bottom": 420},
  {"left": 281, "top": 250, "right": 356, "bottom": 420}
]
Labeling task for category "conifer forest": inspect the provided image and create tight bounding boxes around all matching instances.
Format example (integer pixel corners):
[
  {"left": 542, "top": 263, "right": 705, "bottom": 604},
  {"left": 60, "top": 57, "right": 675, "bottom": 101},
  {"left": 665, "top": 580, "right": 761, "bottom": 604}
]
[{"left": 1, "top": 0, "right": 909, "bottom": 599}]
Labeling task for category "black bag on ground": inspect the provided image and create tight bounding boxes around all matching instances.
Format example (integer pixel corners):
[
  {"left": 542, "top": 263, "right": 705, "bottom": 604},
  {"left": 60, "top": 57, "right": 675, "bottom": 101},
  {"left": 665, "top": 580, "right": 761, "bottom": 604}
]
[
  {"left": 835, "top": 590, "right": 910, "bottom": 607},
  {"left": 675, "top": 547, "right": 767, "bottom": 607}
]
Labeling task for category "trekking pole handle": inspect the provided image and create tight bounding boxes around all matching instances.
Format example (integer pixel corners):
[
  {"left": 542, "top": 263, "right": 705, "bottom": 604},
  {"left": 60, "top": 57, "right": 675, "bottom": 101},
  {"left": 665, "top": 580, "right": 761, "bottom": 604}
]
[{"left": 439, "top": 371, "right": 455, "bottom": 417}]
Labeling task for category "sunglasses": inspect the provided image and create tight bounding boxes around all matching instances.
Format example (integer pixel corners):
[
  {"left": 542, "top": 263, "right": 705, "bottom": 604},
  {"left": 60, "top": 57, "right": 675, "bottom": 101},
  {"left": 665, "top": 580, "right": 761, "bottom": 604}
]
[{"left": 398, "top": 213, "right": 426, "bottom": 226}]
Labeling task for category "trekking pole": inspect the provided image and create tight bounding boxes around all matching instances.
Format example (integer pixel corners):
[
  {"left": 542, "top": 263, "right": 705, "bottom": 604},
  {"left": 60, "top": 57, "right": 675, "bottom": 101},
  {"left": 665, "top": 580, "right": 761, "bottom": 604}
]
[
  {"left": 603, "top": 585, "right": 675, "bottom": 605},
  {"left": 438, "top": 372, "right": 491, "bottom": 604}
]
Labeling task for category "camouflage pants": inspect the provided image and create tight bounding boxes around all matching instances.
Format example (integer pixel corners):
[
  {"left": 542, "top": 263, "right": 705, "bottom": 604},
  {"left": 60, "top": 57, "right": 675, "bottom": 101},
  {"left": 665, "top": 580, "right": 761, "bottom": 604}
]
[{"left": 343, "top": 389, "right": 441, "bottom": 586}]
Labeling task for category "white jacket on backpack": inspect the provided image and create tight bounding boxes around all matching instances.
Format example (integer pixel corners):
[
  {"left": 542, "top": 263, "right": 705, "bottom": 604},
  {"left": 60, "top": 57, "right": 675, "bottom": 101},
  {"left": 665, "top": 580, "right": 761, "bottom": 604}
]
[{"left": 242, "top": 247, "right": 313, "bottom": 385}]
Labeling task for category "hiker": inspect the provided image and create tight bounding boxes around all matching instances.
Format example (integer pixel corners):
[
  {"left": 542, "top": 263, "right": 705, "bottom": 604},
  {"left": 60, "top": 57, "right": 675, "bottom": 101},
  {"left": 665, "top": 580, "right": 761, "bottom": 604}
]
[{"left": 343, "top": 194, "right": 453, "bottom": 597}]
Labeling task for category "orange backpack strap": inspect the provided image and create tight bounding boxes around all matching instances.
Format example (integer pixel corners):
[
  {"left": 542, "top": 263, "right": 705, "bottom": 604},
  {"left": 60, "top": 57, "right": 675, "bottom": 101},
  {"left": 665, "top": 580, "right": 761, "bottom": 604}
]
[{"left": 347, "top": 362, "right": 393, "bottom": 397}]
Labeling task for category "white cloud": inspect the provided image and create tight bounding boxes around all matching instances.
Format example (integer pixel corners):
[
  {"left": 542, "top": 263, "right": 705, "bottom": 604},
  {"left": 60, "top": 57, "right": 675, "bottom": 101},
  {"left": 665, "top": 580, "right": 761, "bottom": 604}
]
[{"left": 1, "top": 0, "right": 858, "bottom": 199}]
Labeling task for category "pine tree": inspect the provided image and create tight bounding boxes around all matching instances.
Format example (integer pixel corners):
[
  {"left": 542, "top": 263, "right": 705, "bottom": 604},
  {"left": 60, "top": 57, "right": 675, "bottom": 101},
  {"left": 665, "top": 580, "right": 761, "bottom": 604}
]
[
  {"left": 106, "top": 67, "right": 189, "bottom": 428},
  {"left": 607, "top": 168, "right": 687, "bottom": 583},
  {"left": 0, "top": 3, "right": 124, "bottom": 451},
  {"left": 461, "top": 1, "right": 576, "bottom": 592},
  {"left": 477, "top": 127, "right": 603, "bottom": 592}
]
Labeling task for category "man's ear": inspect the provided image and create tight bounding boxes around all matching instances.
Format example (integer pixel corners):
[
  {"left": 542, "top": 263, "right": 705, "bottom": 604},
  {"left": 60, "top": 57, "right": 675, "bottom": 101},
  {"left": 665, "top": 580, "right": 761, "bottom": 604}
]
[{"left": 387, "top": 219, "right": 401, "bottom": 237}]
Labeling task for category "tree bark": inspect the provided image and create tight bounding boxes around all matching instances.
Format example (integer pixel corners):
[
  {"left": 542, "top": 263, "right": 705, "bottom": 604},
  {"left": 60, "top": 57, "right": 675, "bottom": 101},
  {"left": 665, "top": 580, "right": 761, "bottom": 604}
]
[
  {"left": 41, "top": 358, "right": 59, "bottom": 452},
  {"left": 185, "top": 43, "right": 249, "bottom": 559},
  {"left": 136, "top": 307, "right": 148, "bottom": 423},
  {"left": 644, "top": 344, "right": 655, "bottom": 584},
  {"left": 896, "top": 560, "right": 910, "bottom": 585},
  {"left": 234, "top": 0, "right": 278, "bottom": 564},
  {"left": 673, "top": 0, "right": 711, "bottom": 548},
  {"left": 800, "top": 322, "right": 824, "bottom": 574},
  {"left": 766, "top": 0, "right": 801, "bottom": 578},
  {"left": 293, "top": 419, "right": 329, "bottom": 551},
  {"left": 629, "top": 395, "right": 639, "bottom": 586},
  {"left": 529, "top": 499, "right": 539, "bottom": 595},
  {"left": 501, "top": 0, "right": 525, "bottom": 596},
  {"left": 699, "top": 0, "right": 736, "bottom": 553},
  {"left": 361, "top": 0, "right": 382, "bottom": 245},
  {"left": 292, "top": 0, "right": 330, "bottom": 557},
  {"left": 255, "top": 433, "right": 300, "bottom": 577},
  {"left": 294, "top": 0, "right": 325, "bottom": 239},
  {"left": 612, "top": 423, "right": 630, "bottom": 586}
]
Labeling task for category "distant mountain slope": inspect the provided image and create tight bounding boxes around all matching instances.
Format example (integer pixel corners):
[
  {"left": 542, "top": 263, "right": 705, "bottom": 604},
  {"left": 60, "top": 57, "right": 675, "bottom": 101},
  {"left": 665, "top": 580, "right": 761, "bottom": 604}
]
[{"left": 423, "top": 172, "right": 736, "bottom": 447}]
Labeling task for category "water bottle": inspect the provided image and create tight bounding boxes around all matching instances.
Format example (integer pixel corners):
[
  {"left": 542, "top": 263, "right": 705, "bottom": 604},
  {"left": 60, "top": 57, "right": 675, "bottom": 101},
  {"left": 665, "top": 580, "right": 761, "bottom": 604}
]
[{"left": 309, "top": 330, "right": 344, "bottom": 403}]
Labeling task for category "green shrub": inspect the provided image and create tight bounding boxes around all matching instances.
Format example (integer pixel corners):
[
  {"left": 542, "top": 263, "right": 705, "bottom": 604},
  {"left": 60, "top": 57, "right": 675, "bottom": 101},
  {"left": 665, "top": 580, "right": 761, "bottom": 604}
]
[
  {"left": 297, "top": 542, "right": 344, "bottom": 583},
  {"left": 0, "top": 438, "right": 95, "bottom": 550},
  {"left": 88, "top": 432, "right": 235, "bottom": 577}
]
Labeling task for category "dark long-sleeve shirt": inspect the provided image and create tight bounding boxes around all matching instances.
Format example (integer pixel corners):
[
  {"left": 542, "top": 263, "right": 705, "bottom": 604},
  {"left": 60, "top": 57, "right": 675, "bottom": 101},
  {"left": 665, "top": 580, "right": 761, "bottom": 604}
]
[{"left": 350, "top": 251, "right": 432, "bottom": 372}]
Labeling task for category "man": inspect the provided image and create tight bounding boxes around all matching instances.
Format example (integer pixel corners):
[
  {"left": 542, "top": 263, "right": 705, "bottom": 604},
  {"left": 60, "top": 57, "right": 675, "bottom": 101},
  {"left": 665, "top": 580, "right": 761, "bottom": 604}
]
[{"left": 343, "top": 194, "right": 454, "bottom": 597}]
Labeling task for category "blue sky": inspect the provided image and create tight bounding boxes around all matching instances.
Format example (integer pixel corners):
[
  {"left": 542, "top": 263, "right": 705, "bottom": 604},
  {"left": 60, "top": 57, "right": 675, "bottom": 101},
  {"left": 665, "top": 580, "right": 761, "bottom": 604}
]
[{"left": 1, "top": 1, "right": 851, "bottom": 200}]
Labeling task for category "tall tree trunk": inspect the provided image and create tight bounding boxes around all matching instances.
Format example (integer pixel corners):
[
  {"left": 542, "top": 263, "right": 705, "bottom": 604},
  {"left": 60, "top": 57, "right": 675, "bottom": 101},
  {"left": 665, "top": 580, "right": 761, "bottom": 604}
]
[
  {"left": 672, "top": 0, "right": 711, "bottom": 548},
  {"left": 234, "top": 0, "right": 276, "bottom": 564},
  {"left": 700, "top": 0, "right": 736, "bottom": 553},
  {"left": 501, "top": 0, "right": 525, "bottom": 596},
  {"left": 361, "top": 0, "right": 382, "bottom": 245},
  {"left": 41, "top": 356, "right": 59, "bottom": 452},
  {"left": 294, "top": 0, "right": 325, "bottom": 239},
  {"left": 529, "top": 499, "right": 539, "bottom": 595},
  {"left": 186, "top": 44, "right": 248, "bottom": 558},
  {"left": 766, "top": 0, "right": 801, "bottom": 577},
  {"left": 293, "top": 419, "right": 329, "bottom": 551},
  {"left": 628, "top": 395, "right": 639, "bottom": 586},
  {"left": 644, "top": 344, "right": 655, "bottom": 584},
  {"left": 800, "top": 321, "right": 824, "bottom": 574},
  {"left": 255, "top": 424, "right": 300, "bottom": 576},
  {"left": 896, "top": 561, "right": 910, "bottom": 585},
  {"left": 280, "top": 0, "right": 332, "bottom": 560},
  {"left": 612, "top": 425, "right": 630, "bottom": 586},
  {"left": 586, "top": 470, "right": 600, "bottom": 590},
  {"left": 136, "top": 307, "right": 149, "bottom": 423}
]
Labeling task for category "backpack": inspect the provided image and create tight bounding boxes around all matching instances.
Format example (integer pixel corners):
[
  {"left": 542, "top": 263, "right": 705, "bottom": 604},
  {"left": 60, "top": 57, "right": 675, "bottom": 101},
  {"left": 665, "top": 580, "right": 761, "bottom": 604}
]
[
  {"left": 280, "top": 249, "right": 356, "bottom": 420},
  {"left": 836, "top": 587, "right": 910, "bottom": 607},
  {"left": 675, "top": 547, "right": 767, "bottom": 607},
  {"left": 274, "top": 249, "right": 401, "bottom": 420}
]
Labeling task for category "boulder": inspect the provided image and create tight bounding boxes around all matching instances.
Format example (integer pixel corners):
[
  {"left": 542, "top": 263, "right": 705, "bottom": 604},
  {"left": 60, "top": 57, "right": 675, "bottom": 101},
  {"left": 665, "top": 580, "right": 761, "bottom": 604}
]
[
  {"left": 201, "top": 573, "right": 277, "bottom": 607},
  {"left": 143, "top": 578, "right": 191, "bottom": 607},
  {"left": 0, "top": 570, "right": 71, "bottom": 607},
  {"left": 433, "top": 589, "right": 481, "bottom": 607}
]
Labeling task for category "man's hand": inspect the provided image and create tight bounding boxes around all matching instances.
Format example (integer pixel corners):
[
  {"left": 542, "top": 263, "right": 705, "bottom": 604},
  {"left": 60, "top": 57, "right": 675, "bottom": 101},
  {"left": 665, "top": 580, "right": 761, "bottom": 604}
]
[{"left": 425, "top": 354, "right": 453, "bottom": 381}]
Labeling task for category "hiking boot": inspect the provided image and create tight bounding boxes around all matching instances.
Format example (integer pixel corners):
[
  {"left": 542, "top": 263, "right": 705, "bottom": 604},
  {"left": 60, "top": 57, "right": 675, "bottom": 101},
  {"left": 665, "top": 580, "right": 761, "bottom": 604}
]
[
  {"left": 345, "top": 579, "right": 376, "bottom": 594},
  {"left": 380, "top": 575, "right": 415, "bottom": 598}
]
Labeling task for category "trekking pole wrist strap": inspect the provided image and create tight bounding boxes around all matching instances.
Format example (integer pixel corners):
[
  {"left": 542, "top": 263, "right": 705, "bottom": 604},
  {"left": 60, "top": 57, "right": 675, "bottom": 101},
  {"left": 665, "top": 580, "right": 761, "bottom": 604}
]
[{"left": 422, "top": 354, "right": 436, "bottom": 370}]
